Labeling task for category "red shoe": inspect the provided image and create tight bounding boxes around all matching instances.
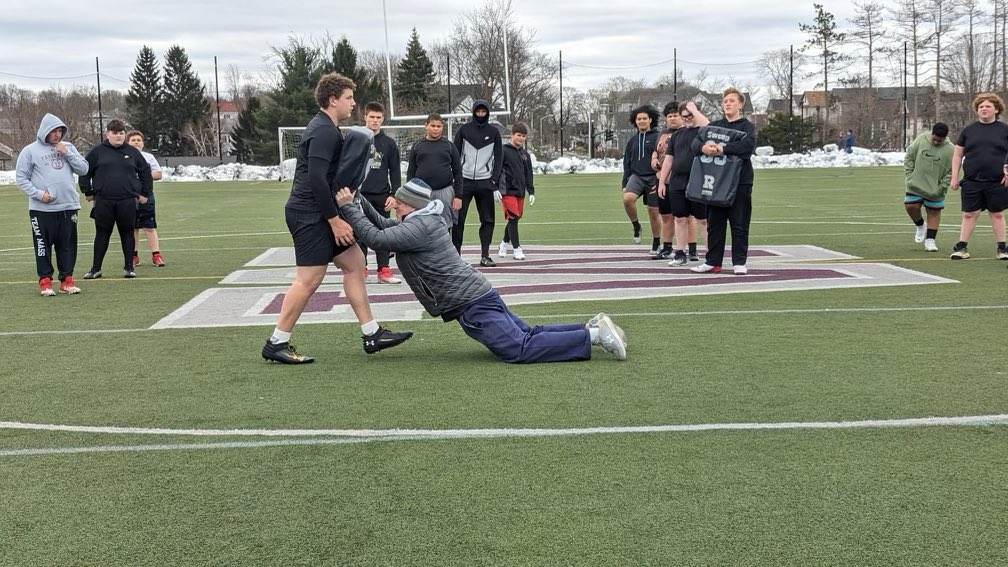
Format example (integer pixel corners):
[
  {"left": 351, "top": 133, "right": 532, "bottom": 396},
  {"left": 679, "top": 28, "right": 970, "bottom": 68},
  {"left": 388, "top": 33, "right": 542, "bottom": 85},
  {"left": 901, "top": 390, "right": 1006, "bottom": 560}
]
[
  {"left": 39, "top": 276, "right": 56, "bottom": 297},
  {"left": 152, "top": 252, "right": 166, "bottom": 267},
  {"left": 59, "top": 275, "right": 81, "bottom": 294},
  {"left": 132, "top": 253, "right": 140, "bottom": 267},
  {"left": 376, "top": 266, "right": 402, "bottom": 284}
]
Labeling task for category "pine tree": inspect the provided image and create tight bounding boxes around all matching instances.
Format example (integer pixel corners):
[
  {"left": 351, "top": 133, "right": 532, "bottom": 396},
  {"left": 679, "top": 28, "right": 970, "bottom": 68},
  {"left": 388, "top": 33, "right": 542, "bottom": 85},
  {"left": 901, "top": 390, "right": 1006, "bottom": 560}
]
[
  {"left": 395, "top": 29, "right": 434, "bottom": 112},
  {"left": 230, "top": 96, "right": 261, "bottom": 164},
  {"left": 799, "top": 4, "right": 848, "bottom": 144},
  {"left": 252, "top": 37, "right": 326, "bottom": 163},
  {"left": 330, "top": 37, "right": 383, "bottom": 120},
  {"left": 125, "top": 46, "right": 163, "bottom": 151},
  {"left": 161, "top": 45, "right": 208, "bottom": 155}
]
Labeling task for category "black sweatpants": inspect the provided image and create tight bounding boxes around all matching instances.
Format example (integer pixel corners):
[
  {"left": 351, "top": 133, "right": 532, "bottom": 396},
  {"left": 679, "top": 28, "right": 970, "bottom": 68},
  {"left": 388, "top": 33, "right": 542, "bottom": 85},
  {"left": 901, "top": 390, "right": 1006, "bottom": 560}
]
[
  {"left": 91, "top": 197, "right": 137, "bottom": 271},
  {"left": 29, "top": 209, "right": 79, "bottom": 281},
  {"left": 705, "top": 184, "right": 753, "bottom": 267},
  {"left": 358, "top": 193, "right": 392, "bottom": 269},
  {"left": 452, "top": 179, "right": 496, "bottom": 256}
]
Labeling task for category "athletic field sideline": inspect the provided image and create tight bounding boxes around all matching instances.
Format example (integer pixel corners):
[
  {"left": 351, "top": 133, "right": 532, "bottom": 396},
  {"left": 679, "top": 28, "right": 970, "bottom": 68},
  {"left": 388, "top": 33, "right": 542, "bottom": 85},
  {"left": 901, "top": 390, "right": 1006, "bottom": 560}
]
[{"left": 1, "top": 167, "right": 1005, "bottom": 566}]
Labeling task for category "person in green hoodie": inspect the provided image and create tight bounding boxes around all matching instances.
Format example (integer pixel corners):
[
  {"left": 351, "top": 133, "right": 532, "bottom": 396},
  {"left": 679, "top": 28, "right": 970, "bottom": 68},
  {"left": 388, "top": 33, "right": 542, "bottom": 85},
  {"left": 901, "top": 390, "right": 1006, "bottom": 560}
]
[{"left": 904, "top": 123, "right": 953, "bottom": 252}]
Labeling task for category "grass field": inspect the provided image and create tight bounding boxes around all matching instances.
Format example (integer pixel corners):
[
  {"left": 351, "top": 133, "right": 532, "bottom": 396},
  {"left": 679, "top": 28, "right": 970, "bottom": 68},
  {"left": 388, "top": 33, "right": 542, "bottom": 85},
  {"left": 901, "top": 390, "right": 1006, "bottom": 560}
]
[{"left": 1, "top": 168, "right": 1006, "bottom": 566}]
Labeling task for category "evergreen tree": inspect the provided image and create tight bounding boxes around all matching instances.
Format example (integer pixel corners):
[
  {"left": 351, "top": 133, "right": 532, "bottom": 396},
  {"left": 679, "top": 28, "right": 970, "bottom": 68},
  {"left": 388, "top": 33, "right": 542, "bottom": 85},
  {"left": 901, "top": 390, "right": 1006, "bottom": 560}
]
[
  {"left": 756, "top": 113, "right": 820, "bottom": 154},
  {"left": 230, "top": 96, "right": 261, "bottom": 164},
  {"left": 251, "top": 37, "right": 326, "bottom": 163},
  {"left": 799, "top": 4, "right": 848, "bottom": 144},
  {"left": 125, "top": 45, "right": 163, "bottom": 151},
  {"left": 330, "top": 37, "right": 383, "bottom": 120},
  {"left": 161, "top": 44, "right": 208, "bottom": 155},
  {"left": 395, "top": 29, "right": 434, "bottom": 112}
]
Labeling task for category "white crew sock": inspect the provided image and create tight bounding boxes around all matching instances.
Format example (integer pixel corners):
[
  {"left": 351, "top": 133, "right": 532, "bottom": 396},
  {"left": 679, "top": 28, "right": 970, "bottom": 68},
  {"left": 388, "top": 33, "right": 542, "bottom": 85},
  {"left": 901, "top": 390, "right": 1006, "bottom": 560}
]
[
  {"left": 270, "top": 329, "right": 291, "bottom": 344},
  {"left": 588, "top": 327, "right": 600, "bottom": 343},
  {"left": 361, "top": 320, "right": 380, "bottom": 336}
]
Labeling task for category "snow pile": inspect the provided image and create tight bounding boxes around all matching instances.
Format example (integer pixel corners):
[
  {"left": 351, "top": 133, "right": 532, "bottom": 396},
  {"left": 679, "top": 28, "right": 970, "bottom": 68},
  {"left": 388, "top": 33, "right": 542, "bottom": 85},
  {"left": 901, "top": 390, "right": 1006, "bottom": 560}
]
[{"left": 0, "top": 145, "right": 907, "bottom": 186}]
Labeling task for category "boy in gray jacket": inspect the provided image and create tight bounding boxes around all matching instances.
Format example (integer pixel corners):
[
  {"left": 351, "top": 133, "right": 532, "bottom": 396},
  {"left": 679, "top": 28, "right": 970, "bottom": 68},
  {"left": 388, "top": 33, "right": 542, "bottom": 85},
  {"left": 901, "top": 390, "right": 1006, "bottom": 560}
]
[
  {"left": 16, "top": 113, "right": 89, "bottom": 296},
  {"left": 336, "top": 179, "right": 628, "bottom": 363}
]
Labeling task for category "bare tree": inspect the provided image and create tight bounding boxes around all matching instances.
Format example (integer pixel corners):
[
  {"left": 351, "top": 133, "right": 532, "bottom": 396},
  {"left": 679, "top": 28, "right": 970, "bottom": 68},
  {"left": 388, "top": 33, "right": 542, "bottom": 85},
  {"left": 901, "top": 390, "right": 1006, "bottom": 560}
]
[
  {"left": 888, "top": 0, "right": 934, "bottom": 138},
  {"left": 849, "top": 2, "right": 888, "bottom": 88},
  {"left": 756, "top": 48, "right": 804, "bottom": 100},
  {"left": 928, "top": 0, "right": 963, "bottom": 120}
]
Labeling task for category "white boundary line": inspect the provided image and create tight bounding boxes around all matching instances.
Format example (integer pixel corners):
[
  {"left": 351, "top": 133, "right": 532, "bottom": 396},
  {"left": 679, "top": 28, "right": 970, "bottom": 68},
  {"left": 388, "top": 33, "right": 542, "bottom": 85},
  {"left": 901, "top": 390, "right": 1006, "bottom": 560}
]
[
  {"left": 0, "top": 305, "right": 1006, "bottom": 337},
  {"left": 2, "top": 414, "right": 1007, "bottom": 457}
]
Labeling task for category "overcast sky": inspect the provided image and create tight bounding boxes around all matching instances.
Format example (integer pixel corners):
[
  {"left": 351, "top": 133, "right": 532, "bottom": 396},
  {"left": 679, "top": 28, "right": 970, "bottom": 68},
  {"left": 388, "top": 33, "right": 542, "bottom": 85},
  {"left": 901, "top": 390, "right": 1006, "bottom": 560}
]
[{"left": 1, "top": 0, "right": 867, "bottom": 99}]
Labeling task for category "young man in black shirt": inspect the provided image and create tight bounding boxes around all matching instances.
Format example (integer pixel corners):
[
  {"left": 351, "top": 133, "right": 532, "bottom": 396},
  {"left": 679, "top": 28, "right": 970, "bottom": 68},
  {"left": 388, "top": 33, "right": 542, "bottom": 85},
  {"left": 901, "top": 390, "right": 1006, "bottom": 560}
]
[
  {"left": 262, "top": 73, "right": 412, "bottom": 364},
  {"left": 407, "top": 113, "right": 462, "bottom": 231},
  {"left": 658, "top": 100, "right": 710, "bottom": 267},
  {"left": 359, "top": 101, "right": 402, "bottom": 284},
  {"left": 497, "top": 122, "right": 536, "bottom": 261},
  {"left": 78, "top": 119, "right": 152, "bottom": 279},
  {"left": 949, "top": 92, "right": 1008, "bottom": 260}
]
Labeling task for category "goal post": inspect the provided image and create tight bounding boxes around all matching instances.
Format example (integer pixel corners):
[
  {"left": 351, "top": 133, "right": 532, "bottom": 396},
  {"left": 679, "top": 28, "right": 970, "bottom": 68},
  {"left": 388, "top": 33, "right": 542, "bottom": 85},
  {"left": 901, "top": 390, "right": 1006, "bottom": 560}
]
[{"left": 277, "top": 124, "right": 427, "bottom": 181}]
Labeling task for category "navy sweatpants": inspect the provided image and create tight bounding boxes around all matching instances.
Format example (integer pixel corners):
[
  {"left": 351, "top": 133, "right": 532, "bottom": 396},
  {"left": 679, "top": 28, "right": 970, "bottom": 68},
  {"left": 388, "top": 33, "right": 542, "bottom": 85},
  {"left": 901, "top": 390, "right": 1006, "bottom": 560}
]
[{"left": 457, "top": 290, "right": 592, "bottom": 363}]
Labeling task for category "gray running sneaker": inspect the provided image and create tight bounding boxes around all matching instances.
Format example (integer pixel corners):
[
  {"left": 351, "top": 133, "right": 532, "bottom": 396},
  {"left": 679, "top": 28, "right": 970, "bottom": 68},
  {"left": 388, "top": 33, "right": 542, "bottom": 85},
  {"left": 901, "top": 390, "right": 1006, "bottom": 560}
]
[{"left": 595, "top": 315, "right": 627, "bottom": 361}]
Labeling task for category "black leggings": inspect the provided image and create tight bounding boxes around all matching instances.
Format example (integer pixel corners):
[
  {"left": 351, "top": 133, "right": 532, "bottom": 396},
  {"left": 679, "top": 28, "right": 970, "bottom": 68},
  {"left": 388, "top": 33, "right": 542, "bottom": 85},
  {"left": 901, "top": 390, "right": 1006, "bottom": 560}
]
[
  {"left": 502, "top": 218, "right": 521, "bottom": 248},
  {"left": 91, "top": 197, "right": 137, "bottom": 271},
  {"left": 452, "top": 186, "right": 496, "bottom": 256}
]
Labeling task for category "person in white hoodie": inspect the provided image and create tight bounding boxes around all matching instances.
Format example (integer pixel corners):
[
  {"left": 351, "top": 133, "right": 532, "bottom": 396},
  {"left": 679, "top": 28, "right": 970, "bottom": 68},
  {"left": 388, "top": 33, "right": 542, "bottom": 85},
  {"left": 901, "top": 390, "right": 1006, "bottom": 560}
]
[{"left": 15, "top": 113, "right": 89, "bottom": 296}]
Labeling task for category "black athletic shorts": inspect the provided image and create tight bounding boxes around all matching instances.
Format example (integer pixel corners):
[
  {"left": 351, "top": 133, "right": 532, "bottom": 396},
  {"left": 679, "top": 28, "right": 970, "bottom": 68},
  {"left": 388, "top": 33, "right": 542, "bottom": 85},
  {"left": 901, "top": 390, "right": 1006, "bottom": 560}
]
[
  {"left": 667, "top": 175, "right": 707, "bottom": 219},
  {"left": 136, "top": 203, "right": 157, "bottom": 229},
  {"left": 961, "top": 180, "right": 1008, "bottom": 213},
  {"left": 285, "top": 207, "right": 353, "bottom": 266}
]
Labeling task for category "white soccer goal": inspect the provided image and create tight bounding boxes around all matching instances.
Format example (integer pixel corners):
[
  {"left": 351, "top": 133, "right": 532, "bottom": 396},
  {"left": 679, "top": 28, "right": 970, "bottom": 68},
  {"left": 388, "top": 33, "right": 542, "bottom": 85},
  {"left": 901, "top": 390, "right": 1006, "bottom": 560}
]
[{"left": 277, "top": 124, "right": 427, "bottom": 180}]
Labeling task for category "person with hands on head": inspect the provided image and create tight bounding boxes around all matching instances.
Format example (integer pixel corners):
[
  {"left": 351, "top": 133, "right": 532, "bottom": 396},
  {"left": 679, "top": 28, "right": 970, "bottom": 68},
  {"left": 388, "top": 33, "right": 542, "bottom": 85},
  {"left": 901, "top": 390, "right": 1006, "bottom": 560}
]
[
  {"left": 657, "top": 100, "right": 709, "bottom": 267},
  {"left": 335, "top": 180, "right": 628, "bottom": 363},
  {"left": 15, "top": 112, "right": 88, "bottom": 296},
  {"left": 261, "top": 72, "right": 412, "bottom": 365}
]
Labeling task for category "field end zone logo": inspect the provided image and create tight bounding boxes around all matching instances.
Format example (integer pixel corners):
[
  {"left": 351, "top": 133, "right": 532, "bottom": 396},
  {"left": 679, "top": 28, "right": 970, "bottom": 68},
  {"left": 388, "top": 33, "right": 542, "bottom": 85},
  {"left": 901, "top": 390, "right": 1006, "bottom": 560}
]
[{"left": 151, "top": 245, "right": 957, "bottom": 329}]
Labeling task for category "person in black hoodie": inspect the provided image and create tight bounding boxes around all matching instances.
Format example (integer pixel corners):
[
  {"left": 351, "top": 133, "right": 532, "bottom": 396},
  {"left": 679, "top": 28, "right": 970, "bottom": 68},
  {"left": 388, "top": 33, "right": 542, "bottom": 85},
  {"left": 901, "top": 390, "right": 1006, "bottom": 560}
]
[
  {"left": 496, "top": 122, "right": 535, "bottom": 261},
  {"left": 453, "top": 99, "right": 503, "bottom": 266},
  {"left": 359, "top": 101, "right": 402, "bottom": 284},
  {"left": 407, "top": 113, "right": 461, "bottom": 231},
  {"left": 690, "top": 87, "right": 756, "bottom": 275},
  {"left": 78, "top": 119, "right": 152, "bottom": 279},
  {"left": 621, "top": 105, "right": 663, "bottom": 256}
]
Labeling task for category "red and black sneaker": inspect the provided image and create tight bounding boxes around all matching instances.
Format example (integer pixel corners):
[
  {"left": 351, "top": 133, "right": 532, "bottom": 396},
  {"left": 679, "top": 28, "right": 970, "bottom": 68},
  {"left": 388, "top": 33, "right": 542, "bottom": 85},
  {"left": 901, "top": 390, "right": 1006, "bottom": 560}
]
[{"left": 152, "top": 252, "right": 166, "bottom": 267}]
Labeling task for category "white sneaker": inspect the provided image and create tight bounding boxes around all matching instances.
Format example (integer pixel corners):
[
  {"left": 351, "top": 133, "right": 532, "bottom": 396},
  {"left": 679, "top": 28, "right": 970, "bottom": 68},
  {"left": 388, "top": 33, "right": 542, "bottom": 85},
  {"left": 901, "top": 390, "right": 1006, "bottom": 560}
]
[
  {"left": 512, "top": 247, "right": 526, "bottom": 261},
  {"left": 690, "top": 263, "right": 722, "bottom": 273},
  {"left": 733, "top": 264, "right": 748, "bottom": 275},
  {"left": 914, "top": 225, "right": 926, "bottom": 243},
  {"left": 595, "top": 315, "right": 627, "bottom": 361},
  {"left": 497, "top": 242, "right": 509, "bottom": 257},
  {"left": 924, "top": 238, "right": 938, "bottom": 252}
]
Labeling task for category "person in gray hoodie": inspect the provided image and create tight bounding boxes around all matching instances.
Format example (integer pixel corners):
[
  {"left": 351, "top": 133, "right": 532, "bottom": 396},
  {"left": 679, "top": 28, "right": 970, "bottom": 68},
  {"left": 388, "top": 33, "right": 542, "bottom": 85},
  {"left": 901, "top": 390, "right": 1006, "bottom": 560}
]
[
  {"left": 336, "top": 179, "right": 629, "bottom": 363},
  {"left": 15, "top": 113, "right": 89, "bottom": 296}
]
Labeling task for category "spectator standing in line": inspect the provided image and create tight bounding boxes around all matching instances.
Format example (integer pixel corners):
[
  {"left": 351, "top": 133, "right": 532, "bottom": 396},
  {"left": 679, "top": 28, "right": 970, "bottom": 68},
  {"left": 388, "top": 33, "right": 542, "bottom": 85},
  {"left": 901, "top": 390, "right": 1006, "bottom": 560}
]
[
  {"left": 496, "top": 122, "right": 536, "bottom": 261},
  {"left": 79, "top": 119, "right": 151, "bottom": 279},
  {"left": 126, "top": 130, "right": 166, "bottom": 268},
  {"left": 621, "top": 105, "right": 663, "bottom": 256},
  {"left": 453, "top": 99, "right": 503, "bottom": 267},
  {"left": 949, "top": 93, "right": 1008, "bottom": 261},
  {"left": 407, "top": 113, "right": 462, "bottom": 231},
  {"left": 359, "top": 101, "right": 402, "bottom": 284},
  {"left": 15, "top": 113, "right": 88, "bottom": 296}
]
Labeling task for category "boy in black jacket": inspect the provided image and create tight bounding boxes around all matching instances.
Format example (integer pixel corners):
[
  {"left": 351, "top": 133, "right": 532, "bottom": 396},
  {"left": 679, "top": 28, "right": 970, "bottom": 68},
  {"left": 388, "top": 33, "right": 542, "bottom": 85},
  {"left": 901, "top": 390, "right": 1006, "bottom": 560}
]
[
  {"left": 621, "top": 105, "right": 662, "bottom": 256},
  {"left": 78, "top": 119, "right": 152, "bottom": 279},
  {"left": 406, "top": 113, "right": 461, "bottom": 231},
  {"left": 359, "top": 102, "right": 402, "bottom": 284},
  {"left": 453, "top": 99, "right": 503, "bottom": 266},
  {"left": 497, "top": 122, "right": 535, "bottom": 261}
]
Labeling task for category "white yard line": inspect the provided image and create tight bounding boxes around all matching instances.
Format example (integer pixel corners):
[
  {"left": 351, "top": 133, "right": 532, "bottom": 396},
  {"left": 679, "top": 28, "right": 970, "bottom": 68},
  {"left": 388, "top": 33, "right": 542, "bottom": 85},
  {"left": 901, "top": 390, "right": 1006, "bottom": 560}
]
[{"left": 2, "top": 414, "right": 1006, "bottom": 457}]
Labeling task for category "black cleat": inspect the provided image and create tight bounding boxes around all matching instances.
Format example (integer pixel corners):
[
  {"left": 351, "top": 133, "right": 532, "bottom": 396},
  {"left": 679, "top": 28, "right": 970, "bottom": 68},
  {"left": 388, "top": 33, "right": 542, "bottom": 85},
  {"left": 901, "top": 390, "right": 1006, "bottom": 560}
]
[
  {"left": 123, "top": 269, "right": 137, "bottom": 278},
  {"left": 652, "top": 248, "right": 673, "bottom": 260},
  {"left": 362, "top": 327, "right": 413, "bottom": 354},
  {"left": 479, "top": 256, "right": 497, "bottom": 267},
  {"left": 83, "top": 270, "right": 102, "bottom": 279},
  {"left": 262, "top": 340, "right": 315, "bottom": 364}
]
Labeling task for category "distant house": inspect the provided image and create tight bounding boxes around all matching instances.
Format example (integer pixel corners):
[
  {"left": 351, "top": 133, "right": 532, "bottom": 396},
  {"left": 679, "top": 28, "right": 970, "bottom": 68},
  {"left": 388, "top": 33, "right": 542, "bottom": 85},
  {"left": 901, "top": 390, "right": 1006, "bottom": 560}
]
[
  {"left": 765, "top": 95, "right": 803, "bottom": 116},
  {"left": 0, "top": 142, "right": 14, "bottom": 170},
  {"left": 214, "top": 100, "right": 240, "bottom": 155}
]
